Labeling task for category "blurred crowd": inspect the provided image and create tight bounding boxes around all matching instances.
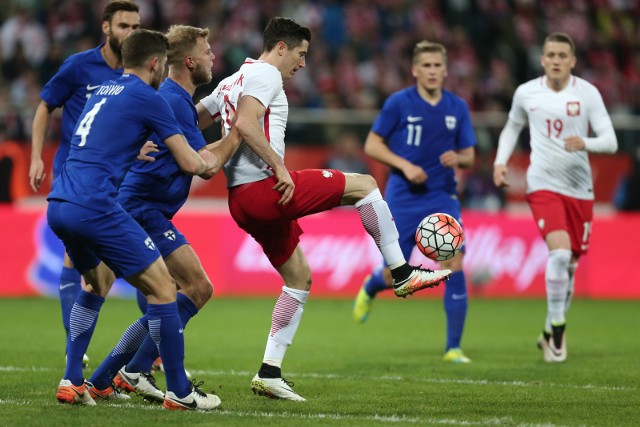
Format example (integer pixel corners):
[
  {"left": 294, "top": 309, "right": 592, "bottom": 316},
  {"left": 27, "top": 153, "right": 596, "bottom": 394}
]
[
  {"left": 2, "top": 0, "right": 640, "bottom": 142},
  {"left": 1, "top": 0, "right": 640, "bottom": 208}
]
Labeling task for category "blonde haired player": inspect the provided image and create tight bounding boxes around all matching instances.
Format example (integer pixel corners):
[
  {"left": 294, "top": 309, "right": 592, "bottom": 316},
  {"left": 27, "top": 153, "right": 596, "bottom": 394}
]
[{"left": 493, "top": 32, "right": 617, "bottom": 362}]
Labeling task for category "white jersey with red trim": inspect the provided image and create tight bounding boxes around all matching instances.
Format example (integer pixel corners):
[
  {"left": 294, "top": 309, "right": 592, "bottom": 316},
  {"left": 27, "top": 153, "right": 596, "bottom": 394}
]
[
  {"left": 200, "top": 58, "right": 287, "bottom": 187},
  {"left": 508, "top": 75, "right": 613, "bottom": 200}
]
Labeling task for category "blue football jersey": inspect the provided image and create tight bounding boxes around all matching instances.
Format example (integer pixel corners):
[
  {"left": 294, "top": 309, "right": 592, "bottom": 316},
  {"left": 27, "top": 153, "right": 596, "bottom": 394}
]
[
  {"left": 118, "top": 78, "right": 207, "bottom": 219},
  {"left": 372, "top": 87, "right": 477, "bottom": 202},
  {"left": 48, "top": 74, "right": 182, "bottom": 212},
  {"left": 39, "top": 44, "right": 124, "bottom": 177}
]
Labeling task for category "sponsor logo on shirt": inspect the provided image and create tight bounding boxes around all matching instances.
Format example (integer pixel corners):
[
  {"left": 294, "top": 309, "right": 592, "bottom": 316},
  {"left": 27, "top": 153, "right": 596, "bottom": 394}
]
[
  {"left": 445, "top": 115, "right": 457, "bottom": 130},
  {"left": 566, "top": 101, "right": 580, "bottom": 117},
  {"left": 407, "top": 116, "right": 423, "bottom": 123}
]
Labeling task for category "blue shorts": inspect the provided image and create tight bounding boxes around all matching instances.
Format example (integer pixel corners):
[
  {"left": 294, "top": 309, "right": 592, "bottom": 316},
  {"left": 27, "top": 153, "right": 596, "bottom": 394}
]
[
  {"left": 131, "top": 209, "right": 188, "bottom": 258},
  {"left": 387, "top": 190, "right": 464, "bottom": 261},
  {"left": 47, "top": 200, "right": 161, "bottom": 278}
]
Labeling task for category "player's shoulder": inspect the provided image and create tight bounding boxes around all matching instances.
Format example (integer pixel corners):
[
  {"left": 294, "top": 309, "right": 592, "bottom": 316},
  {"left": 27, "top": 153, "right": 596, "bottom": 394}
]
[
  {"left": 442, "top": 89, "right": 470, "bottom": 109},
  {"left": 385, "top": 86, "right": 414, "bottom": 105},
  {"left": 515, "top": 77, "right": 545, "bottom": 93},
  {"left": 241, "top": 59, "right": 280, "bottom": 79},
  {"left": 570, "top": 75, "right": 600, "bottom": 94},
  {"left": 62, "top": 45, "right": 102, "bottom": 67}
]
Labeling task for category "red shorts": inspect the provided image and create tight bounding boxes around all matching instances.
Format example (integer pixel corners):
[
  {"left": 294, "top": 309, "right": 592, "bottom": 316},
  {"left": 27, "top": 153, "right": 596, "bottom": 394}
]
[
  {"left": 228, "top": 169, "right": 346, "bottom": 267},
  {"left": 526, "top": 190, "right": 594, "bottom": 256}
]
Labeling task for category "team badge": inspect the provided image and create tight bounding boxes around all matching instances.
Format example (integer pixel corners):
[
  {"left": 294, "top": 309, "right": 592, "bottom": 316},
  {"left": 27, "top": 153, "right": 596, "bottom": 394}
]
[
  {"left": 445, "top": 115, "right": 457, "bottom": 130},
  {"left": 566, "top": 101, "right": 580, "bottom": 116},
  {"left": 322, "top": 170, "right": 333, "bottom": 178},
  {"left": 144, "top": 237, "right": 156, "bottom": 250},
  {"left": 164, "top": 230, "right": 176, "bottom": 241}
]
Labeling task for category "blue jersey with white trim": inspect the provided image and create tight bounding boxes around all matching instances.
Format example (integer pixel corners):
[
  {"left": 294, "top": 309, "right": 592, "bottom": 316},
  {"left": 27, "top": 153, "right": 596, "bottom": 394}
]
[
  {"left": 48, "top": 74, "right": 182, "bottom": 212},
  {"left": 372, "top": 87, "right": 476, "bottom": 202},
  {"left": 118, "top": 78, "right": 207, "bottom": 219},
  {"left": 39, "top": 44, "right": 123, "bottom": 177}
]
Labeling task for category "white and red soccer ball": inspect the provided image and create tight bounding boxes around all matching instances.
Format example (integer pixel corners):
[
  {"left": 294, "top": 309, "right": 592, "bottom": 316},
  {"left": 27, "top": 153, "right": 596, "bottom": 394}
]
[{"left": 415, "top": 213, "right": 464, "bottom": 261}]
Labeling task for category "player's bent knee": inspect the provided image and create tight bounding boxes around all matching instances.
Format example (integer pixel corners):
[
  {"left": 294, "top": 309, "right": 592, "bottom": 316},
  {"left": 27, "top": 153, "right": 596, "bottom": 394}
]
[{"left": 343, "top": 173, "right": 378, "bottom": 203}]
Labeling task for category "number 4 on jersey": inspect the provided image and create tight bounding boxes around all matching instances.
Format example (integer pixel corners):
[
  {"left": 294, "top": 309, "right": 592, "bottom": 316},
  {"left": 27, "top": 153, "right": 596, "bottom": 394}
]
[{"left": 75, "top": 98, "right": 107, "bottom": 146}]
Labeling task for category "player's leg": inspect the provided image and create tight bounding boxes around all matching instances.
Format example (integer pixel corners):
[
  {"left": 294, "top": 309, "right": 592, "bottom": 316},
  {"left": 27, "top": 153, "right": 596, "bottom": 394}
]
[
  {"left": 58, "top": 252, "right": 83, "bottom": 352},
  {"left": 341, "top": 173, "right": 451, "bottom": 297},
  {"left": 527, "top": 191, "right": 571, "bottom": 362},
  {"left": 55, "top": 261, "right": 114, "bottom": 406},
  {"left": 543, "top": 230, "right": 572, "bottom": 361},
  {"left": 48, "top": 200, "right": 110, "bottom": 405},
  {"left": 353, "top": 265, "right": 391, "bottom": 323},
  {"left": 565, "top": 258, "right": 578, "bottom": 314},
  {"left": 440, "top": 251, "right": 471, "bottom": 363},
  {"left": 354, "top": 199, "right": 417, "bottom": 323},
  {"left": 108, "top": 245, "right": 207, "bottom": 399},
  {"left": 113, "top": 258, "right": 218, "bottom": 410},
  {"left": 251, "top": 245, "right": 310, "bottom": 401}
]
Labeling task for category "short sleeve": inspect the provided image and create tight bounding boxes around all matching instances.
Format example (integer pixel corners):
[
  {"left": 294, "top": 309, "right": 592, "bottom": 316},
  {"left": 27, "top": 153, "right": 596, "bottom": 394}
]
[
  {"left": 200, "top": 91, "right": 221, "bottom": 118},
  {"left": 371, "top": 94, "right": 402, "bottom": 140},
  {"left": 145, "top": 93, "right": 182, "bottom": 141},
  {"left": 39, "top": 56, "right": 77, "bottom": 107},
  {"left": 241, "top": 65, "right": 282, "bottom": 108}
]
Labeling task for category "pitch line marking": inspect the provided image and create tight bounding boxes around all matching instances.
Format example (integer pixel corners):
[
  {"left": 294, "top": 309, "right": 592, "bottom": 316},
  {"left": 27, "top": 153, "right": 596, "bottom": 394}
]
[{"left": 1, "top": 365, "right": 632, "bottom": 392}]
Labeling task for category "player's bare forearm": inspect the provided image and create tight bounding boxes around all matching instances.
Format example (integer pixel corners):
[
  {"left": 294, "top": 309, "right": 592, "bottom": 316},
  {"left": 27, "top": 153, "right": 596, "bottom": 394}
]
[
  {"left": 236, "top": 118, "right": 283, "bottom": 172},
  {"left": 29, "top": 101, "right": 54, "bottom": 191},
  {"left": 493, "top": 164, "right": 509, "bottom": 188},
  {"left": 31, "top": 102, "right": 53, "bottom": 160},
  {"left": 453, "top": 147, "right": 475, "bottom": 169},
  {"left": 205, "top": 127, "right": 242, "bottom": 166},
  {"left": 165, "top": 134, "right": 209, "bottom": 176}
]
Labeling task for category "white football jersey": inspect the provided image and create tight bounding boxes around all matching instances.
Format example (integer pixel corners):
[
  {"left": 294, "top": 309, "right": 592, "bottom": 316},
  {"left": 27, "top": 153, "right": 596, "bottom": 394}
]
[
  {"left": 200, "top": 58, "right": 288, "bottom": 187},
  {"left": 508, "top": 75, "right": 613, "bottom": 200}
]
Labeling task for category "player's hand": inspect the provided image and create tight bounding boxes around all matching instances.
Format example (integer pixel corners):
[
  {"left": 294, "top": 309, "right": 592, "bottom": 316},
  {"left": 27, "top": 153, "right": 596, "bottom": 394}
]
[
  {"left": 273, "top": 166, "right": 294, "bottom": 205},
  {"left": 493, "top": 164, "right": 509, "bottom": 188},
  {"left": 138, "top": 141, "right": 159, "bottom": 162},
  {"left": 402, "top": 163, "right": 428, "bottom": 184},
  {"left": 29, "top": 157, "right": 46, "bottom": 192},
  {"left": 439, "top": 150, "right": 458, "bottom": 168},
  {"left": 564, "top": 136, "right": 586, "bottom": 152}
]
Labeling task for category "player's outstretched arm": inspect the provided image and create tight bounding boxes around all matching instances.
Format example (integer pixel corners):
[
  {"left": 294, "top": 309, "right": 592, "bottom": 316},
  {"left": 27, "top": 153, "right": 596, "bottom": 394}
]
[
  {"left": 29, "top": 101, "right": 55, "bottom": 192},
  {"left": 164, "top": 134, "right": 210, "bottom": 176},
  {"left": 198, "top": 127, "right": 242, "bottom": 179}
]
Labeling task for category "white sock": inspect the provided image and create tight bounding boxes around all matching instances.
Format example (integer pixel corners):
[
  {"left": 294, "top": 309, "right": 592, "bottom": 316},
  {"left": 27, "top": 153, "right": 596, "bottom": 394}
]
[
  {"left": 263, "top": 286, "right": 309, "bottom": 368},
  {"left": 546, "top": 249, "right": 572, "bottom": 326},
  {"left": 565, "top": 262, "right": 577, "bottom": 314},
  {"left": 355, "top": 189, "right": 405, "bottom": 268}
]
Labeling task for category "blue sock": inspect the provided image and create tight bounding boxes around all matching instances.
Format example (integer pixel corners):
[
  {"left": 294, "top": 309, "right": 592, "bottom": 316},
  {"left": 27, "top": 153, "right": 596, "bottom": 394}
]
[
  {"left": 64, "top": 290, "right": 104, "bottom": 385},
  {"left": 147, "top": 302, "right": 190, "bottom": 397},
  {"left": 136, "top": 289, "right": 147, "bottom": 314},
  {"left": 443, "top": 271, "right": 468, "bottom": 350},
  {"left": 89, "top": 317, "right": 149, "bottom": 389},
  {"left": 127, "top": 293, "right": 198, "bottom": 373},
  {"left": 59, "top": 267, "right": 82, "bottom": 344},
  {"left": 363, "top": 266, "right": 389, "bottom": 297}
]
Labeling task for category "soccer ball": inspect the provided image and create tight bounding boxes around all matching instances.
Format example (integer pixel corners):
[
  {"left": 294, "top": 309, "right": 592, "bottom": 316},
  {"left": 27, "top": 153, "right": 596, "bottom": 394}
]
[{"left": 415, "top": 213, "right": 464, "bottom": 261}]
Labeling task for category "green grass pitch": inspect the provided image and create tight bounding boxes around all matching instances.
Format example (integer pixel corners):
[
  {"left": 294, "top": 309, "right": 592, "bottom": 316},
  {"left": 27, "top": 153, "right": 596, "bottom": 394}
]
[{"left": 0, "top": 296, "right": 638, "bottom": 426}]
